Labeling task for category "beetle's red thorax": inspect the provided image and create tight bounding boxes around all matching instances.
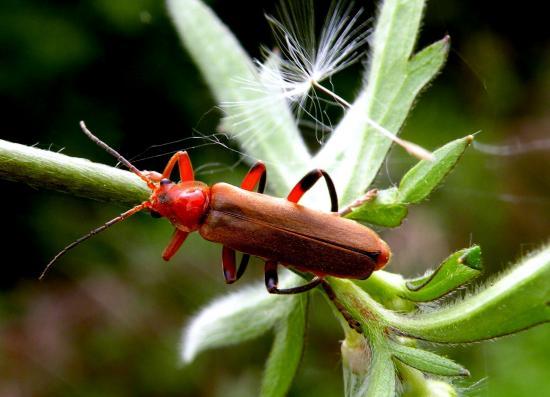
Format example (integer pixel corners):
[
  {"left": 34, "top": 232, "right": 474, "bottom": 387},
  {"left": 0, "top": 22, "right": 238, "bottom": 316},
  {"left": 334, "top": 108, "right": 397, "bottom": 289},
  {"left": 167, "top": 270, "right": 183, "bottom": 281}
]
[{"left": 150, "top": 181, "right": 210, "bottom": 232}]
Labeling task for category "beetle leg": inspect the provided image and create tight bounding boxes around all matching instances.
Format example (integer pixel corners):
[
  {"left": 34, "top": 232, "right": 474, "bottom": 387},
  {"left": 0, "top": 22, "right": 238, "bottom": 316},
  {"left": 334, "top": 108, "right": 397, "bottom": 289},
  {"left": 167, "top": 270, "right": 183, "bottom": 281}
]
[
  {"left": 321, "top": 281, "right": 363, "bottom": 334},
  {"left": 264, "top": 260, "right": 323, "bottom": 294},
  {"left": 222, "top": 246, "right": 250, "bottom": 283},
  {"left": 236, "top": 254, "right": 250, "bottom": 280},
  {"left": 240, "top": 161, "right": 266, "bottom": 193},
  {"left": 219, "top": 161, "right": 263, "bottom": 284},
  {"left": 141, "top": 170, "right": 164, "bottom": 182},
  {"left": 287, "top": 169, "right": 338, "bottom": 212},
  {"left": 162, "top": 229, "right": 189, "bottom": 261},
  {"left": 162, "top": 151, "right": 194, "bottom": 182}
]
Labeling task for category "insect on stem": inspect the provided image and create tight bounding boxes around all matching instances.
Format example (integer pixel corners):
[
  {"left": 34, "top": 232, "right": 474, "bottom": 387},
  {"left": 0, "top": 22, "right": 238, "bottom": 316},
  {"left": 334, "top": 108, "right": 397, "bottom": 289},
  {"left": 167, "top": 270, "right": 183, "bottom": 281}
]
[{"left": 41, "top": 121, "right": 392, "bottom": 297}]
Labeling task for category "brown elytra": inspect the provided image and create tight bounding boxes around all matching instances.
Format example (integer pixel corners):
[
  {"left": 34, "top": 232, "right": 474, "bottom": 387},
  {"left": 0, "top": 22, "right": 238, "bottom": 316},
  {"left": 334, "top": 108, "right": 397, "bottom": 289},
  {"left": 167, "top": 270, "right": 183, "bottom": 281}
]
[{"left": 200, "top": 183, "right": 390, "bottom": 279}]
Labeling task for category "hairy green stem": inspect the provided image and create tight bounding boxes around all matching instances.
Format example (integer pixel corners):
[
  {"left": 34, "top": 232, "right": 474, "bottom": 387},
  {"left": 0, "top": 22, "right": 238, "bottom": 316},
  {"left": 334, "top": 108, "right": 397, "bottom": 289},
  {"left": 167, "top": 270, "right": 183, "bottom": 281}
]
[
  {"left": 389, "top": 245, "right": 550, "bottom": 342},
  {"left": 0, "top": 139, "right": 150, "bottom": 206}
]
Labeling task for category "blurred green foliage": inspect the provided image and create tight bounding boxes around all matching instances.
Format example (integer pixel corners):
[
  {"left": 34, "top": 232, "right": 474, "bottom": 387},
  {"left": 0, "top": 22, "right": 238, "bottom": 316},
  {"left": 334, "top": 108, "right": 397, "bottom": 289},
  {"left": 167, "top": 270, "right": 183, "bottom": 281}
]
[{"left": 0, "top": 0, "right": 548, "bottom": 396}]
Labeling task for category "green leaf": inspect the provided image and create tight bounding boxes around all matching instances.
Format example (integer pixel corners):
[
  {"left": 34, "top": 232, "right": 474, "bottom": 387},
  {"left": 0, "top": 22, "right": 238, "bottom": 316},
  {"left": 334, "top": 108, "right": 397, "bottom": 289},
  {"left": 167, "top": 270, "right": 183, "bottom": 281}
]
[
  {"left": 260, "top": 293, "right": 308, "bottom": 397},
  {"left": 167, "top": 0, "right": 310, "bottom": 194},
  {"left": 314, "top": 0, "right": 449, "bottom": 206},
  {"left": 181, "top": 272, "right": 304, "bottom": 362},
  {"left": 398, "top": 36, "right": 451, "bottom": 111},
  {"left": 365, "top": 350, "right": 396, "bottom": 397},
  {"left": 345, "top": 187, "right": 408, "bottom": 227},
  {"left": 342, "top": 337, "right": 397, "bottom": 397},
  {"left": 355, "top": 248, "right": 482, "bottom": 307},
  {"left": 397, "top": 359, "right": 460, "bottom": 397},
  {"left": 390, "top": 342, "right": 469, "bottom": 377},
  {"left": 403, "top": 246, "right": 483, "bottom": 302},
  {"left": 398, "top": 135, "right": 473, "bottom": 204},
  {"left": 391, "top": 244, "right": 550, "bottom": 342},
  {"left": 344, "top": 135, "right": 472, "bottom": 226}
]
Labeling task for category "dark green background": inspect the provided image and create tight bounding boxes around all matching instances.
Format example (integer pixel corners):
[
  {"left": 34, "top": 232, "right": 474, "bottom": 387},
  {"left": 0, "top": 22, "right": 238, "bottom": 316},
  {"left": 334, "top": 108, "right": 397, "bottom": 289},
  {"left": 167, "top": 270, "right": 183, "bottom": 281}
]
[{"left": 0, "top": 0, "right": 548, "bottom": 396}]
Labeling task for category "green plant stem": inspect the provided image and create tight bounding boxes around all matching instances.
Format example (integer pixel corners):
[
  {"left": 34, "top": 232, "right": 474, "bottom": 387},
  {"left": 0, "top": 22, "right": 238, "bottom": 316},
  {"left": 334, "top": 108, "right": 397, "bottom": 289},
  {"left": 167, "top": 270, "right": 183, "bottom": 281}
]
[
  {"left": 355, "top": 271, "right": 413, "bottom": 310},
  {"left": 389, "top": 244, "right": 550, "bottom": 342},
  {"left": 0, "top": 139, "right": 150, "bottom": 206}
]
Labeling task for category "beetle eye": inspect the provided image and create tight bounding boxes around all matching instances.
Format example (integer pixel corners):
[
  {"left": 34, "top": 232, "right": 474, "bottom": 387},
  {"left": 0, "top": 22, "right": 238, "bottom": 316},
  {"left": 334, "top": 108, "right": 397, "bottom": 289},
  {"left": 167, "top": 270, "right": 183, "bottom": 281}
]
[
  {"left": 160, "top": 178, "right": 171, "bottom": 186},
  {"left": 150, "top": 210, "right": 162, "bottom": 219}
]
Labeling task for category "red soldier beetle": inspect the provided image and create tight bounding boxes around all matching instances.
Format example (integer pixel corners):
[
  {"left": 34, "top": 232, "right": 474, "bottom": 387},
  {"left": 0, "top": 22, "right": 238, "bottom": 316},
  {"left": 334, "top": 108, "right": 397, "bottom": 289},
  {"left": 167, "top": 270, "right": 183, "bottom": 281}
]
[{"left": 40, "top": 122, "right": 391, "bottom": 296}]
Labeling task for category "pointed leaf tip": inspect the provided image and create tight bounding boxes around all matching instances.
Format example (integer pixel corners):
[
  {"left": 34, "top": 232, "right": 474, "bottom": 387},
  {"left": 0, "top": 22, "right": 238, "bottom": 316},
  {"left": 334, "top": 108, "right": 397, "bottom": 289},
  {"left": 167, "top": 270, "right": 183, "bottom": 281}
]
[
  {"left": 181, "top": 273, "right": 304, "bottom": 363},
  {"left": 398, "top": 135, "right": 473, "bottom": 204},
  {"left": 404, "top": 246, "right": 482, "bottom": 301},
  {"left": 391, "top": 342, "right": 470, "bottom": 377},
  {"left": 458, "top": 245, "right": 483, "bottom": 271}
]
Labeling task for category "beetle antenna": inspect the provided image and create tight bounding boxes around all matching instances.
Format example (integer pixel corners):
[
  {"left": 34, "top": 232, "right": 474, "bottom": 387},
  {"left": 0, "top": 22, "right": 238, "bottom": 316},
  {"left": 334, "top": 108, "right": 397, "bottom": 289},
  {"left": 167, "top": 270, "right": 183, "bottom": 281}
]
[
  {"left": 79, "top": 121, "right": 157, "bottom": 190},
  {"left": 39, "top": 202, "right": 149, "bottom": 280}
]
